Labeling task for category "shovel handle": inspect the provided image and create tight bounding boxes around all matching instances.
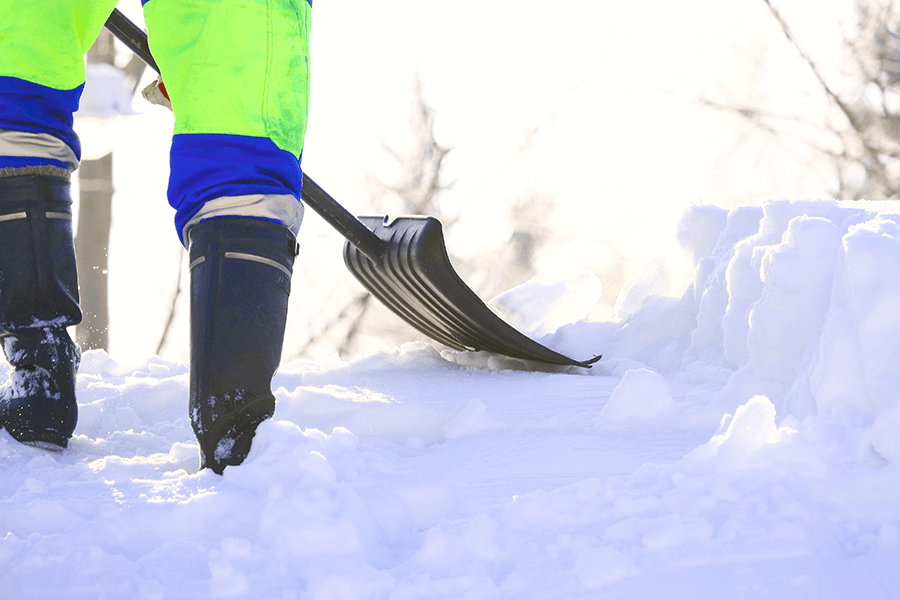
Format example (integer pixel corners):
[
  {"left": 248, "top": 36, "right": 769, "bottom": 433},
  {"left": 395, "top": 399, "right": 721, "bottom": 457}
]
[
  {"left": 105, "top": 9, "right": 158, "bottom": 72},
  {"left": 103, "top": 8, "right": 387, "bottom": 262}
]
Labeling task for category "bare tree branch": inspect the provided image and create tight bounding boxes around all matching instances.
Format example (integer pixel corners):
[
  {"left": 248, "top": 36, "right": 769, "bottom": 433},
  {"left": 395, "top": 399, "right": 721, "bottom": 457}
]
[{"left": 762, "top": 0, "right": 898, "bottom": 197}]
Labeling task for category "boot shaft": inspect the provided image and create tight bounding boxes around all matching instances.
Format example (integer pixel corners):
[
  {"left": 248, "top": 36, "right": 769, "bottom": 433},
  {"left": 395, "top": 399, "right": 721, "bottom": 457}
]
[
  {"left": 188, "top": 216, "right": 297, "bottom": 472},
  {"left": 0, "top": 172, "right": 81, "bottom": 332},
  {"left": 188, "top": 217, "right": 296, "bottom": 395}
]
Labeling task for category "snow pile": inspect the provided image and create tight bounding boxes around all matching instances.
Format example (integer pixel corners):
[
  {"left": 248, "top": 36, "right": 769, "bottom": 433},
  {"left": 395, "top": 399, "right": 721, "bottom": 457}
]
[
  {"left": 4, "top": 200, "right": 900, "bottom": 598},
  {"left": 556, "top": 201, "right": 900, "bottom": 426}
]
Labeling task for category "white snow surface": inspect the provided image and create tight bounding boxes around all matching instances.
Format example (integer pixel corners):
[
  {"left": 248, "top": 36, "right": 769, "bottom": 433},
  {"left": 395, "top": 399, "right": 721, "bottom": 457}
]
[{"left": 4, "top": 200, "right": 900, "bottom": 598}]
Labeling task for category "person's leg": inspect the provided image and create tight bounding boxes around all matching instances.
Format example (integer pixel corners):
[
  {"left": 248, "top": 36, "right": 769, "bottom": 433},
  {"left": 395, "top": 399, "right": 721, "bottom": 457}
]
[
  {"left": 143, "top": 0, "right": 312, "bottom": 472},
  {"left": 0, "top": 0, "right": 118, "bottom": 171},
  {"left": 0, "top": 0, "right": 118, "bottom": 447}
]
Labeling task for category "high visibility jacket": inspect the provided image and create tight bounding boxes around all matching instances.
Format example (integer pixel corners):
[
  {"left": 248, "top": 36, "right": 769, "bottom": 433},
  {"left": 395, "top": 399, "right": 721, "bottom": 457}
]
[{"left": 0, "top": 0, "right": 312, "bottom": 240}]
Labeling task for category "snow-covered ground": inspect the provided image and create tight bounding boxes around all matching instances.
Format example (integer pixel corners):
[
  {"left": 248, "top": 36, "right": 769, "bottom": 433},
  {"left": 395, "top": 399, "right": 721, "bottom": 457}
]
[
  {"left": 7, "top": 1, "right": 893, "bottom": 596},
  {"left": 5, "top": 199, "right": 900, "bottom": 599}
]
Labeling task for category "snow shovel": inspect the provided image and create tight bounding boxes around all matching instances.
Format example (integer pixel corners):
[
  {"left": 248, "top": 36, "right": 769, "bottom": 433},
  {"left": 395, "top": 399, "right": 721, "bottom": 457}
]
[{"left": 104, "top": 10, "right": 600, "bottom": 368}]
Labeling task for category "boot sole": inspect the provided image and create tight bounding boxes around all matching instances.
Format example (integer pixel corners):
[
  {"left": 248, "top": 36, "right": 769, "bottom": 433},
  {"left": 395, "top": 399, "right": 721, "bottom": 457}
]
[
  {"left": 8, "top": 428, "right": 69, "bottom": 451},
  {"left": 24, "top": 439, "right": 67, "bottom": 452}
]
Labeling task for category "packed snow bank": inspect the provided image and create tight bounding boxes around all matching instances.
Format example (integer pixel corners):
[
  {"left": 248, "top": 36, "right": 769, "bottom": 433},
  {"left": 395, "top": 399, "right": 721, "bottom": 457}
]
[
  {"left": 552, "top": 201, "right": 900, "bottom": 433},
  {"left": 4, "top": 200, "right": 900, "bottom": 598}
]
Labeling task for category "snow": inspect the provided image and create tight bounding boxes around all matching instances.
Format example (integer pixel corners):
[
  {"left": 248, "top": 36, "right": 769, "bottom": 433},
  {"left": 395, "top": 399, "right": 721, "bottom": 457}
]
[
  {"left": 7, "top": 0, "right": 898, "bottom": 595},
  {"left": 5, "top": 199, "right": 900, "bottom": 598}
]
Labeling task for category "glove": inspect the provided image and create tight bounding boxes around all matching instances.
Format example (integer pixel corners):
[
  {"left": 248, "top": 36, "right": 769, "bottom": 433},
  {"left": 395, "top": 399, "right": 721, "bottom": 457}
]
[{"left": 142, "top": 78, "right": 172, "bottom": 111}]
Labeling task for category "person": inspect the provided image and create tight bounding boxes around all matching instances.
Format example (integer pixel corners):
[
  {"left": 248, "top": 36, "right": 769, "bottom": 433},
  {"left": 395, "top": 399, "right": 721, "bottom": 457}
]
[{"left": 0, "top": 0, "right": 312, "bottom": 473}]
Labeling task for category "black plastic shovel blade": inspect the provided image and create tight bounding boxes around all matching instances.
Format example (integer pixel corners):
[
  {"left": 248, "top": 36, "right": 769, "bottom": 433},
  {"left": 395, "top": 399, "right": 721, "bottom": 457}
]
[{"left": 343, "top": 216, "right": 600, "bottom": 368}]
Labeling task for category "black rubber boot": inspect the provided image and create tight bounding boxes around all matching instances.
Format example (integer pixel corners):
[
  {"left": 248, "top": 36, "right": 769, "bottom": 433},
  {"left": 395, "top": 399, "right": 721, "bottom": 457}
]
[
  {"left": 0, "top": 169, "right": 82, "bottom": 449},
  {"left": 188, "top": 217, "right": 297, "bottom": 473}
]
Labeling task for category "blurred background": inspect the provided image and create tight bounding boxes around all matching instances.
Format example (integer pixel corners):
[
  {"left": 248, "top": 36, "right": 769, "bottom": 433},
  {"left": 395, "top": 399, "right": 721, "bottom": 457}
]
[{"left": 71, "top": 0, "right": 900, "bottom": 366}]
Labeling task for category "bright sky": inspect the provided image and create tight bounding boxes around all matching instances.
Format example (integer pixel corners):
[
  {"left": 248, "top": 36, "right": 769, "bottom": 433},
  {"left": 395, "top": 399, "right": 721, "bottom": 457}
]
[
  {"left": 304, "top": 0, "right": 854, "bottom": 269},
  {"left": 77, "top": 0, "right": 857, "bottom": 364}
]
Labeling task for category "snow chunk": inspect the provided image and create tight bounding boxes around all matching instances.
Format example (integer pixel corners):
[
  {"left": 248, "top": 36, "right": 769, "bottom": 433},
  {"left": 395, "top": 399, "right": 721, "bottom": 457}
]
[
  {"left": 691, "top": 396, "right": 795, "bottom": 465},
  {"left": 597, "top": 367, "right": 672, "bottom": 422}
]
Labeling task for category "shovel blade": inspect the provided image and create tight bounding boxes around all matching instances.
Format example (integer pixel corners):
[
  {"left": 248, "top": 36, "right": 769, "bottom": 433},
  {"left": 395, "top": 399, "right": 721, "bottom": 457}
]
[{"left": 343, "top": 216, "right": 598, "bottom": 368}]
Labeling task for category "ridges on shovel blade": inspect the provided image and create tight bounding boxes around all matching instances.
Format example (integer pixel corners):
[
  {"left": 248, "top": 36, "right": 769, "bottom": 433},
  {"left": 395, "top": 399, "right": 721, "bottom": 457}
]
[{"left": 343, "top": 216, "right": 600, "bottom": 368}]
